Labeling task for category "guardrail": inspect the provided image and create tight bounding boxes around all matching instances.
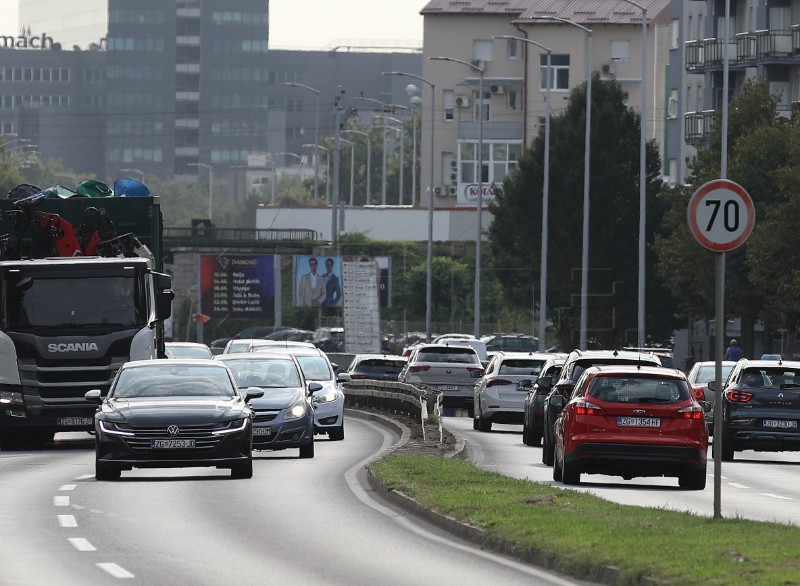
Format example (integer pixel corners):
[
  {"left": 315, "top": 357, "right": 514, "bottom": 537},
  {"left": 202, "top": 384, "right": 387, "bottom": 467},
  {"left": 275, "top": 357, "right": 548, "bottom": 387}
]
[{"left": 343, "top": 379, "right": 443, "bottom": 443}]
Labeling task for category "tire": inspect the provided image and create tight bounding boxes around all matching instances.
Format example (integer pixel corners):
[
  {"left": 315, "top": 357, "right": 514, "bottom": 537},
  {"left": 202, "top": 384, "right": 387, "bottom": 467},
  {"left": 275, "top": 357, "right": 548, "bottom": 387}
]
[
  {"left": 522, "top": 424, "right": 530, "bottom": 445},
  {"left": 299, "top": 439, "right": 315, "bottom": 459},
  {"left": 0, "top": 431, "right": 21, "bottom": 451},
  {"left": 477, "top": 413, "right": 492, "bottom": 432},
  {"left": 552, "top": 450, "right": 563, "bottom": 481},
  {"left": 542, "top": 430, "right": 554, "bottom": 466},
  {"left": 231, "top": 459, "right": 253, "bottom": 479},
  {"left": 328, "top": 425, "right": 345, "bottom": 441},
  {"left": 466, "top": 404, "right": 475, "bottom": 418},
  {"left": 529, "top": 429, "right": 542, "bottom": 447},
  {"left": 472, "top": 414, "right": 479, "bottom": 430},
  {"left": 713, "top": 429, "right": 735, "bottom": 462},
  {"left": 561, "top": 458, "right": 580, "bottom": 485},
  {"left": 95, "top": 460, "right": 121, "bottom": 481},
  {"left": 679, "top": 467, "right": 707, "bottom": 490}
]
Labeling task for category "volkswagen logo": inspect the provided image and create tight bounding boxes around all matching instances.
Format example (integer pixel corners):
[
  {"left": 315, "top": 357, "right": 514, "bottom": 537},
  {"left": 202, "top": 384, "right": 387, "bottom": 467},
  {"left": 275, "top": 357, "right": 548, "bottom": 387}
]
[
  {"left": 167, "top": 425, "right": 180, "bottom": 436},
  {"left": 633, "top": 409, "right": 646, "bottom": 414}
]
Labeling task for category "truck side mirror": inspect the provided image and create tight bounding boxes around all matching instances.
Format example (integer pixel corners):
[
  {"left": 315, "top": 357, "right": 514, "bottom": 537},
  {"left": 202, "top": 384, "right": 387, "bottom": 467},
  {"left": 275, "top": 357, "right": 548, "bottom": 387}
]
[{"left": 153, "top": 272, "right": 172, "bottom": 291}]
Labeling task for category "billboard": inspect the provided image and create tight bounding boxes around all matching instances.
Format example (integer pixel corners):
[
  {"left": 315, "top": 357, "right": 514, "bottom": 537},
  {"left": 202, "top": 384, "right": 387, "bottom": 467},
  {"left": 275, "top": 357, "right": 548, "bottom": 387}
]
[
  {"left": 200, "top": 255, "right": 275, "bottom": 319},
  {"left": 293, "top": 255, "right": 391, "bottom": 308}
]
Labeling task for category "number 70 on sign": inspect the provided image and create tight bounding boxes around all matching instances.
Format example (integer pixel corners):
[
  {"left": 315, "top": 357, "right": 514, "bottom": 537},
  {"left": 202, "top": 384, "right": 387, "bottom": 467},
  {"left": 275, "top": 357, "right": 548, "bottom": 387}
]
[{"left": 687, "top": 179, "right": 755, "bottom": 252}]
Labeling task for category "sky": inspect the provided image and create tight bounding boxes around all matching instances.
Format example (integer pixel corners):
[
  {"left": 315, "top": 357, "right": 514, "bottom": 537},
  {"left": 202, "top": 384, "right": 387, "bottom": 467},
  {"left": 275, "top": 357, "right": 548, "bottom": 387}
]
[{"left": 0, "top": 1, "right": 426, "bottom": 49}]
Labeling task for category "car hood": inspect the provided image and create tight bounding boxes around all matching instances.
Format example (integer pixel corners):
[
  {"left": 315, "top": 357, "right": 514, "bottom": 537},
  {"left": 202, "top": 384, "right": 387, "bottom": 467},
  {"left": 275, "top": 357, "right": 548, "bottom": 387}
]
[
  {"left": 105, "top": 397, "right": 243, "bottom": 425},
  {"left": 247, "top": 387, "right": 305, "bottom": 410}
]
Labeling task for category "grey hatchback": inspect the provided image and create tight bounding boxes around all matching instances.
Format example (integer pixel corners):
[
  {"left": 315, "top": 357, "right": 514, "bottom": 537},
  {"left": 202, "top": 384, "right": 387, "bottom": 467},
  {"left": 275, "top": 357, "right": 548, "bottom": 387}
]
[{"left": 399, "top": 343, "right": 484, "bottom": 408}]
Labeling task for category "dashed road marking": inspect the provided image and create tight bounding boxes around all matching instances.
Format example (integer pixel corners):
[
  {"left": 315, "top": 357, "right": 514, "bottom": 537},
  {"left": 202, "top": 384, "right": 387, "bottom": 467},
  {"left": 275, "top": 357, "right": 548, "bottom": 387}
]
[
  {"left": 68, "top": 538, "right": 96, "bottom": 552},
  {"left": 54, "top": 496, "right": 70, "bottom": 507},
  {"left": 59, "top": 484, "right": 77, "bottom": 491},
  {"left": 728, "top": 483, "right": 749, "bottom": 489},
  {"left": 759, "top": 493, "right": 793, "bottom": 500},
  {"left": 97, "top": 563, "right": 135, "bottom": 579},
  {"left": 57, "top": 515, "right": 77, "bottom": 528}
]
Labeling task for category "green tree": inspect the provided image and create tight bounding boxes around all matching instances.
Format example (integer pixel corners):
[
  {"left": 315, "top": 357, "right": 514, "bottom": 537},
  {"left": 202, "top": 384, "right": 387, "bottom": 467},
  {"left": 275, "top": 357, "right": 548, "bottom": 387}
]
[{"left": 489, "top": 75, "right": 673, "bottom": 348}]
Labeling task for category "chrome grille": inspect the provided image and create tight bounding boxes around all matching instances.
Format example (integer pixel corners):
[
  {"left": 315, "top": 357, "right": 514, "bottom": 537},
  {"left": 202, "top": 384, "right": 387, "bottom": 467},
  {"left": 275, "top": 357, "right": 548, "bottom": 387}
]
[{"left": 121, "top": 424, "right": 221, "bottom": 451}]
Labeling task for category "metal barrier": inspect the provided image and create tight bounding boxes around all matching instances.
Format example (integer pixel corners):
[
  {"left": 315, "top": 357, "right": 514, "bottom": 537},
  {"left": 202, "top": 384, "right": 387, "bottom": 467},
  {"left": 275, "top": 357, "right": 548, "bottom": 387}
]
[{"left": 343, "top": 379, "right": 443, "bottom": 443}]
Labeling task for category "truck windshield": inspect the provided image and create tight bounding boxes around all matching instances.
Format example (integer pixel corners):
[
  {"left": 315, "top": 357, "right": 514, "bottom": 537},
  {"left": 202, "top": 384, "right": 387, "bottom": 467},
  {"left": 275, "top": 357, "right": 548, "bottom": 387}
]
[{"left": 5, "top": 276, "right": 145, "bottom": 329}]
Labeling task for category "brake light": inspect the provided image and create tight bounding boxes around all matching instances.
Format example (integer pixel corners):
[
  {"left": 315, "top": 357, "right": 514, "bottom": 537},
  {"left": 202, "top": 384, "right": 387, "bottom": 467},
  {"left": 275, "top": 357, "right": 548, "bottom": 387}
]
[
  {"left": 486, "top": 378, "right": 512, "bottom": 387},
  {"left": 675, "top": 405, "right": 704, "bottom": 419},
  {"left": 691, "top": 385, "right": 705, "bottom": 401},
  {"left": 574, "top": 400, "right": 602, "bottom": 416},
  {"left": 409, "top": 365, "right": 431, "bottom": 373},
  {"left": 728, "top": 390, "right": 753, "bottom": 403},
  {"left": 349, "top": 374, "right": 368, "bottom": 379}
]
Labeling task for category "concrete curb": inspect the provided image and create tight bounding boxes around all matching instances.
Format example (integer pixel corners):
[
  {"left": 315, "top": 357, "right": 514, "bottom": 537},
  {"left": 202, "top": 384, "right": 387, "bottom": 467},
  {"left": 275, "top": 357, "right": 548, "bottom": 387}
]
[{"left": 352, "top": 408, "right": 670, "bottom": 586}]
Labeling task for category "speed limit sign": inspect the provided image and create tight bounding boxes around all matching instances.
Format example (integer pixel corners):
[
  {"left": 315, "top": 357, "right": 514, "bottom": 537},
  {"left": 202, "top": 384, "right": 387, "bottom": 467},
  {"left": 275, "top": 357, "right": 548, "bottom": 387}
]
[{"left": 687, "top": 179, "right": 755, "bottom": 252}]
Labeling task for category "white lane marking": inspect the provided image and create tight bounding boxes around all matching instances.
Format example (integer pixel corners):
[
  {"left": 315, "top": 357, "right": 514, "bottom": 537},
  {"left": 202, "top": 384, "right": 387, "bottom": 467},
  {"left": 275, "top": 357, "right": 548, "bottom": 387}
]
[
  {"left": 53, "top": 496, "right": 70, "bottom": 507},
  {"left": 97, "top": 563, "right": 135, "bottom": 579},
  {"left": 59, "top": 484, "right": 77, "bottom": 491},
  {"left": 57, "top": 515, "right": 77, "bottom": 528},
  {"left": 75, "top": 474, "right": 94, "bottom": 481},
  {"left": 759, "top": 493, "right": 793, "bottom": 500},
  {"left": 345, "top": 417, "right": 580, "bottom": 586},
  {"left": 728, "top": 483, "right": 750, "bottom": 489},
  {"left": 68, "top": 538, "right": 96, "bottom": 552},
  {"left": 72, "top": 505, "right": 85, "bottom": 510}
]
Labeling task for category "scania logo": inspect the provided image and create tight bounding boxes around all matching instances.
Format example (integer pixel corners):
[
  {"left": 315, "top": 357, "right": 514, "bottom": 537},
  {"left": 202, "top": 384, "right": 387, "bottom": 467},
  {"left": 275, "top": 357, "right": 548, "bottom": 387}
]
[
  {"left": 47, "top": 342, "right": 99, "bottom": 353},
  {"left": 167, "top": 425, "right": 180, "bottom": 436}
]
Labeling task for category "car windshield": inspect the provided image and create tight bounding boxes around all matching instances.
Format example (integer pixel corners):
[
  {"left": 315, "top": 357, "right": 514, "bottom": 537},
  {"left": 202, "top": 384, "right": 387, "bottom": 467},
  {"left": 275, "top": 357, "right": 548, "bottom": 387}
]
[
  {"left": 498, "top": 359, "right": 545, "bottom": 376},
  {"left": 695, "top": 364, "right": 734, "bottom": 384},
  {"left": 416, "top": 347, "right": 479, "bottom": 364},
  {"left": 165, "top": 345, "right": 212, "bottom": 359},
  {"left": 744, "top": 368, "right": 800, "bottom": 388},
  {"left": 588, "top": 376, "right": 690, "bottom": 403},
  {"left": 220, "top": 358, "right": 302, "bottom": 389},
  {"left": 294, "top": 355, "right": 333, "bottom": 381},
  {"left": 112, "top": 364, "right": 236, "bottom": 398}
]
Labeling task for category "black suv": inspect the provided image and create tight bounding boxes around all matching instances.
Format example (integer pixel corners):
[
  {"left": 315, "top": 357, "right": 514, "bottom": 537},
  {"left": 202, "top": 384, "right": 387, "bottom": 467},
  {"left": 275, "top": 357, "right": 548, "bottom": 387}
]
[
  {"left": 540, "top": 349, "right": 663, "bottom": 465},
  {"left": 714, "top": 358, "right": 800, "bottom": 461},
  {"left": 522, "top": 354, "right": 567, "bottom": 446}
]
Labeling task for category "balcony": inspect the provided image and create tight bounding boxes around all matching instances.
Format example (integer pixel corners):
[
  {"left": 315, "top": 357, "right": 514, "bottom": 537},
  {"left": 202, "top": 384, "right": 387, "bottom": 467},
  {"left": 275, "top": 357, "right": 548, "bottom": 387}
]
[
  {"left": 756, "top": 29, "right": 793, "bottom": 61},
  {"left": 735, "top": 32, "right": 758, "bottom": 65},
  {"left": 685, "top": 110, "right": 715, "bottom": 145},
  {"left": 794, "top": 24, "right": 800, "bottom": 55},
  {"left": 685, "top": 40, "right": 705, "bottom": 73},
  {"left": 703, "top": 37, "right": 737, "bottom": 69}
]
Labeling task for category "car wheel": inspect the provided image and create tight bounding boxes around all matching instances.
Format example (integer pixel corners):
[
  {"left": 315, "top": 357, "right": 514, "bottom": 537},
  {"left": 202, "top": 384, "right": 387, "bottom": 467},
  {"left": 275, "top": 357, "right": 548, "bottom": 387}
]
[
  {"left": 231, "top": 459, "right": 253, "bottom": 479},
  {"left": 679, "top": 467, "right": 707, "bottom": 490},
  {"left": 328, "top": 425, "right": 345, "bottom": 441},
  {"left": 542, "top": 430, "right": 554, "bottom": 466},
  {"left": 522, "top": 424, "right": 529, "bottom": 445},
  {"left": 472, "top": 412, "right": 479, "bottom": 430},
  {"left": 0, "top": 431, "right": 21, "bottom": 451},
  {"left": 561, "top": 458, "right": 580, "bottom": 485},
  {"left": 552, "top": 449, "right": 563, "bottom": 481},
  {"left": 467, "top": 404, "right": 475, "bottom": 418},
  {"left": 478, "top": 413, "right": 492, "bottom": 432},
  {"left": 95, "top": 459, "right": 121, "bottom": 481},
  {"left": 299, "top": 439, "right": 315, "bottom": 459},
  {"left": 713, "top": 429, "right": 735, "bottom": 462},
  {"left": 528, "top": 428, "right": 542, "bottom": 447}
]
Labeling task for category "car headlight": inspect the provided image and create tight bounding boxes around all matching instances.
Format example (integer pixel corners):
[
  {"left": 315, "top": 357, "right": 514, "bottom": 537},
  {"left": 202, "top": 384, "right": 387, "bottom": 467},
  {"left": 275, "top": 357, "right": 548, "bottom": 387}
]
[
  {"left": 0, "top": 390, "right": 24, "bottom": 407},
  {"left": 313, "top": 391, "right": 338, "bottom": 404},
  {"left": 284, "top": 400, "right": 307, "bottom": 420},
  {"left": 212, "top": 418, "right": 249, "bottom": 435},
  {"left": 99, "top": 420, "right": 134, "bottom": 436}
]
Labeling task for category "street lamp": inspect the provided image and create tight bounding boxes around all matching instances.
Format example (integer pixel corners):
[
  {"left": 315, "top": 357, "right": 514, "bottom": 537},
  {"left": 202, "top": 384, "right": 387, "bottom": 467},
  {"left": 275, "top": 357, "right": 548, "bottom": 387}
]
[
  {"left": 282, "top": 82, "right": 321, "bottom": 205},
  {"left": 383, "top": 71, "right": 435, "bottom": 342},
  {"left": 339, "top": 137, "right": 355, "bottom": 218},
  {"left": 429, "top": 55, "right": 485, "bottom": 339},
  {"left": 187, "top": 163, "right": 213, "bottom": 220},
  {"left": 121, "top": 168, "right": 145, "bottom": 183},
  {"left": 302, "top": 144, "right": 330, "bottom": 206},
  {"left": 406, "top": 85, "right": 423, "bottom": 207},
  {"left": 273, "top": 152, "right": 304, "bottom": 204},
  {"left": 372, "top": 115, "right": 404, "bottom": 205},
  {"left": 494, "top": 35, "right": 552, "bottom": 352},
  {"left": 341, "top": 129, "right": 370, "bottom": 205},
  {"left": 536, "top": 16, "right": 593, "bottom": 350},
  {"left": 618, "top": 0, "right": 649, "bottom": 347}
]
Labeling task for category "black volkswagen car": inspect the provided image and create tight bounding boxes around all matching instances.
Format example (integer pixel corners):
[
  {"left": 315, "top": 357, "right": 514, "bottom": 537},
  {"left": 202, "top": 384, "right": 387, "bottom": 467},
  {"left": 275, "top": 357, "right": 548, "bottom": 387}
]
[{"left": 87, "top": 360, "right": 262, "bottom": 480}]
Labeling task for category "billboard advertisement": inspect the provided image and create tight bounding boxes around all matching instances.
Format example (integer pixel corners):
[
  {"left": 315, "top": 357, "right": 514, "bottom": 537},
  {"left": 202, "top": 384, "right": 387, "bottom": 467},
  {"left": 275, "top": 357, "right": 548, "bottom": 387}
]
[
  {"left": 293, "top": 255, "right": 391, "bottom": 308},
  {"left": 201, "top": 255, "right": 275, "bottom": 319}
]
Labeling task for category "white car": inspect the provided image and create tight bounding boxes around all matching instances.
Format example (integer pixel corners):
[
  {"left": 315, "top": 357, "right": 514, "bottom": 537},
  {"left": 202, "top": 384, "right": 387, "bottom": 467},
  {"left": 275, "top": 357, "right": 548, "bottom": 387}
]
[
  {"left": 473, "top": 351, "right": 553, "bottom": 432},
  {"left": 164, "top": 342, "right": 212, "bottom": 360},
  {"left": 253, "top": 346, "right": 348, "bottom": 440},
  {"left": 222, "top": 338, "right": 261, "bottom": 354}
]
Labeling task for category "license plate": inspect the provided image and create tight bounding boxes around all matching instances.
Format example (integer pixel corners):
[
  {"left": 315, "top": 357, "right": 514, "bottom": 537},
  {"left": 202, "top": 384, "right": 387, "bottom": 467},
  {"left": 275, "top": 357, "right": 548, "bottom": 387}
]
[
  {"left": 253, "top": 427, "right": 272, "bottom": 436},
  {"left": 57, "top": 417, "right": 94, "bottom": 426},
  {"left": 151, "top": 439, "right": 195, "bottom": 449},
  {"left": 763, "top": 420, "right": 798, "bottom": 429},
  {"left": 617, "top": 417, "right": 660, "bottom": 428},
  {"left": 437, "top": 385, "right": 460, "bottom": 391}
]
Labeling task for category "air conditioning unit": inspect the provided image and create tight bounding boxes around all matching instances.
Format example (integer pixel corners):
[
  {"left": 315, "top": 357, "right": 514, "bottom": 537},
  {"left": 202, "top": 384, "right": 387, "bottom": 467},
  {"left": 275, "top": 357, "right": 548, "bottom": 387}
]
[
  {"left": 449, "top": 172, "right": 458, "bottom": 182},
  {"left": 447, "top": 186, "right": 458, "bottom": 196},
  {"left": 601, "top": 63, "right": 616, "bottom": 75},
  {"left": 490, "top": 85, "right": 504, "bottom": 94},
  {"left": 455, "top": 95, "right": 470, "bottom": 108},
  {"left": 434, "top": 186, "right": 449, "bottom": 198}
]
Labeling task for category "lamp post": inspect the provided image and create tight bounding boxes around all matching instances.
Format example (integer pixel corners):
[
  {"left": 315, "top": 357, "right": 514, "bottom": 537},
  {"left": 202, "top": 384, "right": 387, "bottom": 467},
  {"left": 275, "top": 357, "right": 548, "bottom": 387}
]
[
  {"left": 494, "top": 35, "right": 552, "bottom": 352},
  {"left": 383, "top": 71, "right": 435, "bottom": 341},
  {"left": 341, "top": 129, "right": 370, "bottom": 205},
  {"left": 302, "top": 143, "right": 330, "bottom": 204},
  {"left": 121, "top": 168, "right": 145, "bottom": 183},
  {"left": 187, "top": 163, "right": 213, "bottom": 220},
  {"left": 274, "top": 152, "right": 304, "bottom": 204},
  {"left": 339, "top": 137, "right": 355, "bottom": 216},
  {"left": 282, "top": 82, "right": 320, "bottom": 205},
  {"left": 406, "top": 85, "right": 423, "bottom": 207},
  {"left": 618, "top": 0, "right": 649, "bottom": 348},
  {"left": 537, "top": 16, "right": 592, "bottom": 350},
  {"left": 372, "top": 116, "right": 404, "bottom": 205},
  {"left": 429, "top": 55, "right": 485, "bottom": 339}
]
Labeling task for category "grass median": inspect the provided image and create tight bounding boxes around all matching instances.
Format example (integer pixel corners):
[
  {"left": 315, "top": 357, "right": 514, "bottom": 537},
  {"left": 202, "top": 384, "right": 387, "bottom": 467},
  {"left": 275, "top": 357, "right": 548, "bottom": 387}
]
[{"left": 370, "top": 454, "right": 800, "bottom": 586}]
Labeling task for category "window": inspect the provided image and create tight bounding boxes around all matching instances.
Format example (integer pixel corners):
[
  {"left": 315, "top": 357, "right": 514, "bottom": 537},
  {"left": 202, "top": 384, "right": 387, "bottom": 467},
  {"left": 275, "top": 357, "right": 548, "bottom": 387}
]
[
  {"left": 443, "top": 89, "right": 454, "bottom": 121},
  {"left": 507, "top": 90, "right": 517, "bottom": 111},
  {"left": 671, "top": 19, "right": 680, "bottom": 49},
  {"left": 473, "top": 90, "right": 490, "bottom": 122},
  {"left": 473, "top": 39, "right": 493, "bottom": 62},
  {"left": 458, "top": 141, "right": 521, "bottom": 186},
  {"left": 668, "top": 89, "right": 678, "bottom": 118},
  {"left": 611, "top": 41, "right": 630, "bottom": 62},
  {"left": 540, "top": 54, "right": 570, "bottom": 90},
  {"left": 507, "top": 38, "right": 518, "bottom": 60}
]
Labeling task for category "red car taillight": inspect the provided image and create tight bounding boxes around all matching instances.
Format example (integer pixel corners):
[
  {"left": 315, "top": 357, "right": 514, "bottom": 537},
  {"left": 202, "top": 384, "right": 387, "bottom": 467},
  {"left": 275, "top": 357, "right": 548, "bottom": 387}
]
[
  {"left": 728, "top": 390, "right": 753, "bottom": 403},
  {"left": 486, "top": 378, "right": 512, "bottom": 387},
  {"left": 409, "top": 365, "right": 431, "bottom": 373},
  {"left": 574, "top": 400, "right": 603, "bottom": 416},
  {"left": 675, "top": 405, "right": 704, "bottom": 420},
  {"left": 691, "top": 385, "right": 706, "bottom": 401},
  {"left": 349, "top": 373, "right": 368, "bottom": 379}
]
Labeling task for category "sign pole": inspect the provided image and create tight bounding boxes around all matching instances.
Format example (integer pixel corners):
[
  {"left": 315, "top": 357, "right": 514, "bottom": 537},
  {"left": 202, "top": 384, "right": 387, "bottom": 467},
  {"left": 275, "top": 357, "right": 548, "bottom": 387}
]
[{"left": 713, "top": 252, "right": 724, "bottom": 519}]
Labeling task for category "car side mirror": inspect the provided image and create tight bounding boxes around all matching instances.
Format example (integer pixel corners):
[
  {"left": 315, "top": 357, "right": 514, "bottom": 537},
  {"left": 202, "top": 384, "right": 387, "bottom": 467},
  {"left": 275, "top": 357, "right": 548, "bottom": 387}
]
[
  {"left": 518, "top": 379, "right": 533, "bottom": 390},
  {"left": 337, "top": 372, "right": 351, "bottom": 383},
  {"left": 536, "top": 375, "right": 552, "bottom": 390},
  {"left": 244, "top": 388, "right": 264, "bottom": 402},
  {"left": 700, "top": 401, "right": 712, "bottom": 413},
  {"left": 330, "top": 363, "right": 340, "bottom": 373},
  {"left": 308, "top": 381, "right": 323, "bottom": 395},
  {"left": 706, "top": 381, "right": 716, "bottom": 392},
  {"left": 548, "top": 394, "right": 565, "bottom": 409},
  {"left": 84, "top": 389, "right": 103, "bottom": 403}
]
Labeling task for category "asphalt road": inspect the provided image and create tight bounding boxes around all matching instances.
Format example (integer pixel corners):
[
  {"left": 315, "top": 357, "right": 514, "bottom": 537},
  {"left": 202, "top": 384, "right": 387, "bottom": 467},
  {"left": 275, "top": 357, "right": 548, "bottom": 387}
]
[
  {"left": 446, "top": 416, "right": 800, "bottom": 526},
  {"left": 0, "top": 415, "right": 584, "bottom": 586}
]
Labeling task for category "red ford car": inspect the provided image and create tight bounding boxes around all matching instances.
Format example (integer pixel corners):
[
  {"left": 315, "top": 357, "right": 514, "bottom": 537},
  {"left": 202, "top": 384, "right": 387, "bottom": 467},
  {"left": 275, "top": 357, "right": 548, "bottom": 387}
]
[{"left": 551, "top": 365, "right": 709, "bottom": 490}]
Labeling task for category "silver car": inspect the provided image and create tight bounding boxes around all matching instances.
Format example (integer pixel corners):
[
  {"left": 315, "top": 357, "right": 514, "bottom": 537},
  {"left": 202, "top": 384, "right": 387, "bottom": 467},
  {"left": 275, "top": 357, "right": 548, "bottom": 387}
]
[
  {"left": 399, "top": 343, "right": 483, "bottom": 407},
  {"left": 686, "top": 360, "right": 736, "bottom": 433}
]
